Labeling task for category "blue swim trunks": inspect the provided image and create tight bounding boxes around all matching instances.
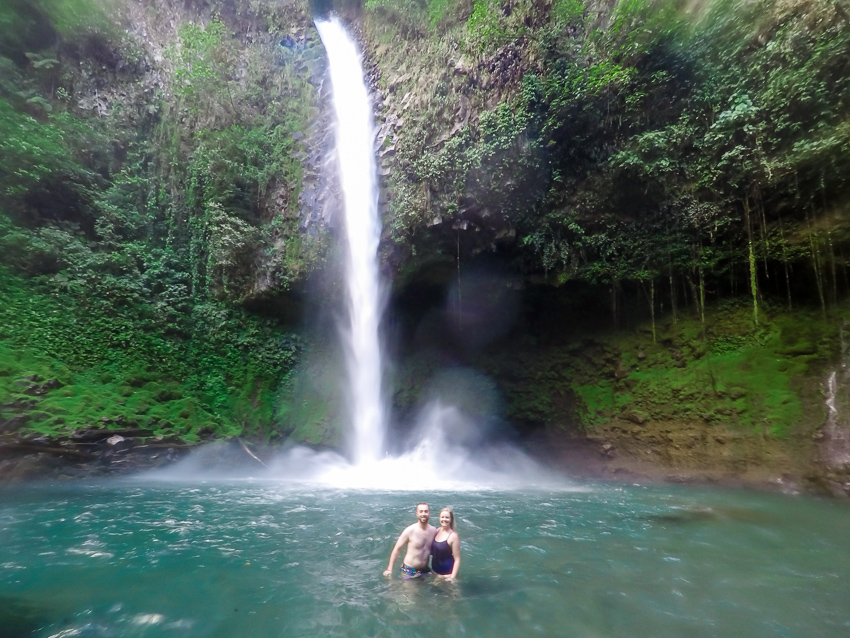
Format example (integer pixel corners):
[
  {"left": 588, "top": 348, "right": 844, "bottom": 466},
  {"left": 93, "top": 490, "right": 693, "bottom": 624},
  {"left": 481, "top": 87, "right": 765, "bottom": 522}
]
[{"left": 401, "top": 563, "right": 431, "bottom": 579}]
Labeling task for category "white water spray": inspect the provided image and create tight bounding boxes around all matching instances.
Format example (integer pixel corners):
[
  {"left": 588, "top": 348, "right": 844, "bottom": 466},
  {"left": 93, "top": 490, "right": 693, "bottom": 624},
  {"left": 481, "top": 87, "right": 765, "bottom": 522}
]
[{"left": 316, "top": 18, "right": 385, "bottom": 465}]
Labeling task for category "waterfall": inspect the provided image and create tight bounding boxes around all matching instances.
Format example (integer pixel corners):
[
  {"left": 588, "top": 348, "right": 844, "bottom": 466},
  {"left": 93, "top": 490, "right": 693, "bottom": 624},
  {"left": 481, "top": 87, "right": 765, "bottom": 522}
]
[
  {"left": 284, "top": 17, "right": 555, "bottom": 489},
  {"left": 315, "top": 18, "right": 385, "bottom": 465},
  {"left": 151, "top": 17, "right": 562, "bottom": 489}
]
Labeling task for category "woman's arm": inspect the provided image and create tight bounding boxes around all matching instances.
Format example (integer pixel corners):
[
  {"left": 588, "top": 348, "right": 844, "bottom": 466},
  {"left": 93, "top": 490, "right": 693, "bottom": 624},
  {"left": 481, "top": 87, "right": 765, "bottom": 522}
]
[{"left": 447, "top": 533, "right": 461, "bottom": 579}]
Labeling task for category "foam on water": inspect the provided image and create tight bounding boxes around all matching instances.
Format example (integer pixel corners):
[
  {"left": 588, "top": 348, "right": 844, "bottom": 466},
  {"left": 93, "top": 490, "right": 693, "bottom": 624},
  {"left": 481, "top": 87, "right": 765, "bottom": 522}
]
[{"left": 153, "top": 403, "right": 575, "bottom": 491}]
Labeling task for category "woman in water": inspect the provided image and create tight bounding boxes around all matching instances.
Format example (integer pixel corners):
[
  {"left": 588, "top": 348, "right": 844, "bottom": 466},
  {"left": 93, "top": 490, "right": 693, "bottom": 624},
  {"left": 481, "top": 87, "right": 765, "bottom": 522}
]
[{"left": 431, "top": 507, "right": 461, "bottom": 580}]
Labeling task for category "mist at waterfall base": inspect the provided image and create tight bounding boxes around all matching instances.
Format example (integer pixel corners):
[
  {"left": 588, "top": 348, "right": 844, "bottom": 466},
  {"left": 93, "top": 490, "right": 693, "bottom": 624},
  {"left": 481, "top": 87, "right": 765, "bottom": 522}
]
[
  {"left": 157, "top": 253, "right": 538, "bottom": 487},
  {"left": 156, "top": 396, "right": 554, "bottom": 490}
]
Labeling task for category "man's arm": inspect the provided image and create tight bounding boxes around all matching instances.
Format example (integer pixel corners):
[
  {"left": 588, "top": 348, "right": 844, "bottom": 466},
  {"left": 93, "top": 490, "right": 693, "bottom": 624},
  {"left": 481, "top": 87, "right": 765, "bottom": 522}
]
[{"left": 383, "top": 528, "right": 409, "bottom": 576}]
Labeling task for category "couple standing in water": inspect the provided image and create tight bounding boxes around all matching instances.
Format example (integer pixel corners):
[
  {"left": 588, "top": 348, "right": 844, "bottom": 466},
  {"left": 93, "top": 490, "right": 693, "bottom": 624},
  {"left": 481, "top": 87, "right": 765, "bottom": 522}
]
[{"left": 383, "top": 502, "right": 461, "bottom": 580}]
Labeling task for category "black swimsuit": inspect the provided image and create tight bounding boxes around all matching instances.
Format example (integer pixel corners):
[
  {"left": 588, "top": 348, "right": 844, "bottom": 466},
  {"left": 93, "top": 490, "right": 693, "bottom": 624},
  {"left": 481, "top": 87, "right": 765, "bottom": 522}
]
[{"left": 431, "top": 532, "right": 454, "bottom": 575}]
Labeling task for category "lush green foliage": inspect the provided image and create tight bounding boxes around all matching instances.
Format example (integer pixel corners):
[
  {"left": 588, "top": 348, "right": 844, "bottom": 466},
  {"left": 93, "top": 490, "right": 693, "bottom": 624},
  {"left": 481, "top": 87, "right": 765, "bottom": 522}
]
[
  {"left": 0, "top": 0, "right": 321, "bottom": 441},
  {"left": 365, "top": 0, "right": 465, "bottom": 32},
  {"left": 377, "top": 0, "right": 850, "bottom": 326}
]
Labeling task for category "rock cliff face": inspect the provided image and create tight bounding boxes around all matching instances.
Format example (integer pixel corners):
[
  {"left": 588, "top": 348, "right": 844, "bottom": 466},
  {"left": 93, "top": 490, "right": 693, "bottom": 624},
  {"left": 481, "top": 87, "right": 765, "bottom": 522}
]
[
  {"left": 0, "top": 0, "right": 344, "bottom": 453},
  {"left": 4, "top": 0, "right": 850, "bottom": 491},
  {"left": 345, "top": 0, "right": 850, "bottom": 492}
]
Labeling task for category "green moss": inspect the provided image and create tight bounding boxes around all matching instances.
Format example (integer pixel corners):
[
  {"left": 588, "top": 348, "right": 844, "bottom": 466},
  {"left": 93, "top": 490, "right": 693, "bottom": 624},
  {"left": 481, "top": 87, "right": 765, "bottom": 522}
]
[
  {"left": 574, "top": 382, "right": 616, "bottom": 426},
  {"left": 0, "top": 259, "right": 300, "bottom": 442},
  {"left": 623, "top": 339, "right": 806, "bottom": 435},
  {"left": 476, "top": 300, "right": 839, "bottom": 437},
  {"left": 272, "top": 343, "right": 344, "bottom": 447}
]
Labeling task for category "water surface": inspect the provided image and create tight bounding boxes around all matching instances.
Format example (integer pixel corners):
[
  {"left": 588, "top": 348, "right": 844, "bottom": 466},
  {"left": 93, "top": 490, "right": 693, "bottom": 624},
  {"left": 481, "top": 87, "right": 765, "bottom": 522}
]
[{"left": 2, "top": 481, "right": 849, "bottom": 637}]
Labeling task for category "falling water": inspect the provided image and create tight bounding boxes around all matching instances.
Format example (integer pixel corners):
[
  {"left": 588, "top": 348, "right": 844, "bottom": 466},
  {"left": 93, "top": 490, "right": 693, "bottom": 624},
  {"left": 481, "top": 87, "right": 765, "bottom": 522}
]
[
  {"left": 822, "top": 321, "right": 850, "bottom": 468},
  {"left": 315, "top": 18, "right": 385, "bottom": 465}
]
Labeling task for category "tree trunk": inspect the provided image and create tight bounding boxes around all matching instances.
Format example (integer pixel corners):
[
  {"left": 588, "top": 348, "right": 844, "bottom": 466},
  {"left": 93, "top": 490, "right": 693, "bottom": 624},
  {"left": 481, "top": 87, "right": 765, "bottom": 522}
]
[
  {"left": 650, "top": 279, "right": 656, "bottom": 344},
  {"left": 806, "top": 207, "right": 827, "bottom": 317},
  {"left": 778, "top": 216, "right": 792, "bottom": 310},
  {"left": 743, "top": 199, "right": 759, "bottom": 326}
]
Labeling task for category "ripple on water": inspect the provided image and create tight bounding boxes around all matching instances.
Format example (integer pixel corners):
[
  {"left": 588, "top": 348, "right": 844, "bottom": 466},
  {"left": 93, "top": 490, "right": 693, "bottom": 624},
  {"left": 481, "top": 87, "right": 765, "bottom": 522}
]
[{"left": 0, "top": 482, "right": 849, "bottom": 637}]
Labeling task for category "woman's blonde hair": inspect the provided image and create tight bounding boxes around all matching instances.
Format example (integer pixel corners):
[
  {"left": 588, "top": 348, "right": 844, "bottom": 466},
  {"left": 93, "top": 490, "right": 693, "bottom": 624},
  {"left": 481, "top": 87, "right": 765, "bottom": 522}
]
[{"left": 440, "top": 508, "right": 456, "bottom": 531}]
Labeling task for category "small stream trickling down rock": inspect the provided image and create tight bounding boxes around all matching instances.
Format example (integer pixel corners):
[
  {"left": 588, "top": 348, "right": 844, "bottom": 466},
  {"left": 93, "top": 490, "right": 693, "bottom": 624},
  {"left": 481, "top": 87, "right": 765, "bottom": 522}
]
[{"left": 815, "top": 320, "right": 850, "bottom": 496}]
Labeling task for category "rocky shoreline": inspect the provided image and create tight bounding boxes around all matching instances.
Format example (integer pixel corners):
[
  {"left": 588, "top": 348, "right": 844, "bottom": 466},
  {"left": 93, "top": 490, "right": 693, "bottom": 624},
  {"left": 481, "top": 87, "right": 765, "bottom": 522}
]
[
  {"left": 0, "top": 429, "right": 193, "bottom": 482},
  {"left": 3, "top": 424, "right": 850, "bottom": 500},
  {"left": 528, "top": 424, "right": 850, "bottom": 499}
]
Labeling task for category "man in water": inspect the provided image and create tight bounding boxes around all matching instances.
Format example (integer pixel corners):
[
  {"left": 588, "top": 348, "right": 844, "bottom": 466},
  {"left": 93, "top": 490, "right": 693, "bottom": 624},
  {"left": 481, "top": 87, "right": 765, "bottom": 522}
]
[{"left": 383, "top": 502, "right": 438, "bottom": 579}]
